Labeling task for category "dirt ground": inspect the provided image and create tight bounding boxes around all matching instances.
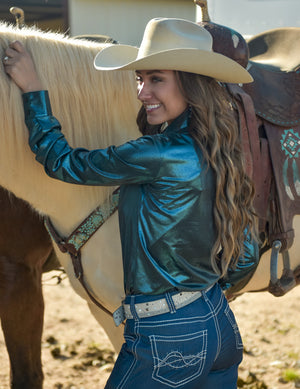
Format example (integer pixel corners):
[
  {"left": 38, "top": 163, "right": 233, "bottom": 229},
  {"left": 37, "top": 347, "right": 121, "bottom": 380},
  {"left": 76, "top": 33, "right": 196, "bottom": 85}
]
[{"left": 0, "top": 272, "right": 299, "bottom": 389}]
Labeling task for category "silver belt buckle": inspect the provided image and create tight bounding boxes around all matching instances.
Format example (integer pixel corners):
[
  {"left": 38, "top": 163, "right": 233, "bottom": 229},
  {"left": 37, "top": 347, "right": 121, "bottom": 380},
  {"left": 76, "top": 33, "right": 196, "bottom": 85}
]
[{"left": 113, "top": 305, "right": 126, "bottom": 327}]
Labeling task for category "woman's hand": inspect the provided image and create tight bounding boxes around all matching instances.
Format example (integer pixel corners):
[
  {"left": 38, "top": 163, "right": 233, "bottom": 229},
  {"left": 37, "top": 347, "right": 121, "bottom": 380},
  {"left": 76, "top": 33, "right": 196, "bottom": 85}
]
[{"left": 3, "top": 40, "right": 43, "bottom": 93}]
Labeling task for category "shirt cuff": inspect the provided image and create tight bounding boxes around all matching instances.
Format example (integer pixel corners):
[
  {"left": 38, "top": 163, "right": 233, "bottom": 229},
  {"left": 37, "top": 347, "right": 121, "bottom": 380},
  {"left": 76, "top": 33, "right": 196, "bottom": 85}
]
[{"left": 22, "top": 90, "right": 52, "bottom": 118}]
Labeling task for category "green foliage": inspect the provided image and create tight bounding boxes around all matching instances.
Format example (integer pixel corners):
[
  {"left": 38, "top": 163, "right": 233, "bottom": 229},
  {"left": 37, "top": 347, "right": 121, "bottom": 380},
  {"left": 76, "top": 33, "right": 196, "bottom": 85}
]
[{"left": 282, "top": 368, "right": 300, "bottom": 382}]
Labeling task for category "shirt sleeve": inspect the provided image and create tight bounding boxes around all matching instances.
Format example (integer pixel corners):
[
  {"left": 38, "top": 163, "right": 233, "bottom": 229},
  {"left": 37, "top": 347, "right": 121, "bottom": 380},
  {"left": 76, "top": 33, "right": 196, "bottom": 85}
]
[
  {"left": 22, "top": 91, "right": 162, "bottom": 186},
  {"left": 219, "top": 232, "right": 260, "bottom": 295}
]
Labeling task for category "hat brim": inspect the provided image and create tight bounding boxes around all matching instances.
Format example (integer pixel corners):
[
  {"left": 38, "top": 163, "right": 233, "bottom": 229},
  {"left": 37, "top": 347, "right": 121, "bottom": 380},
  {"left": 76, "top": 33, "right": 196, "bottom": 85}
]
[{"left": 94, "top": 44, "right": 253, "bottom": 84}]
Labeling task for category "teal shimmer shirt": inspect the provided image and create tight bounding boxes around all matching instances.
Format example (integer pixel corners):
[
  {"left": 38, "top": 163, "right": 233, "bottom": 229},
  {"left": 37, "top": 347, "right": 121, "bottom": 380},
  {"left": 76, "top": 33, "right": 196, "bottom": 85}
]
[{"left": 23, "top": 91, "right": 259, "bottom": 295}]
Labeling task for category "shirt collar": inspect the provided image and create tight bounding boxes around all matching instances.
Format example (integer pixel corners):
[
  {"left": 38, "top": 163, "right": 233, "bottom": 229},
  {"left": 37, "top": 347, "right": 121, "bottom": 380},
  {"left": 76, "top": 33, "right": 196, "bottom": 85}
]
[{"left": 163, "top": 107, "right": 190, "bottom": 135}]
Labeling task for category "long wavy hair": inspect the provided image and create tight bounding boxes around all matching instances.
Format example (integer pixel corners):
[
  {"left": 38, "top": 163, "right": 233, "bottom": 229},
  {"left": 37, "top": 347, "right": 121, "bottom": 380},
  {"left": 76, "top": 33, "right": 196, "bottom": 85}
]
[{"left": 137, "top": 71, "right": 257, "bottom": 273}]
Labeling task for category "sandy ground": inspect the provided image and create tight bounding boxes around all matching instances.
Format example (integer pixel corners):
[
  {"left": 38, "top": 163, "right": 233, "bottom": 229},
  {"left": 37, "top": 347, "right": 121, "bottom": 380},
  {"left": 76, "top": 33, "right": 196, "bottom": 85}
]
[{"left": 0, "top": 272, "right": 299, "bottom": 389}]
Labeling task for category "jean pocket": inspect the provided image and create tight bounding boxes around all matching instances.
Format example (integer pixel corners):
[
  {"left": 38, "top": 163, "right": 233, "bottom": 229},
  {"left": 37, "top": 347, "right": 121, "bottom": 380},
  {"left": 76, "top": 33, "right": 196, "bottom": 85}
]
[
  {"left": 224, "top": 305, "right": 243, "bottom": 350},
  {"left": 149, "top": 329, "right": 207, "bottom": 388}
]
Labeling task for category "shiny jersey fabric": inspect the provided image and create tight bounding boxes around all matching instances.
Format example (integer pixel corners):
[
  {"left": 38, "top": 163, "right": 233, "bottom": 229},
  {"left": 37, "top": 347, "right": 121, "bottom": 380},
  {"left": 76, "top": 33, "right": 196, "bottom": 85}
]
[{"left": 22, "top": 91, "right": 259, "bottom": 295}]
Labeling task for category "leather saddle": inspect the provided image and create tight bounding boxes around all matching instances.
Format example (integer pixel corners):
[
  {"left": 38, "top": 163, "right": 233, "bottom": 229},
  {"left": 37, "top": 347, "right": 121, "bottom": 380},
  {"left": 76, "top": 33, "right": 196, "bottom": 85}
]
[
  {"left": 227, "top": 27, "right": 300, "bottom": 296},
  {"left": 196, "top": 0, "right": 300, "bottom": 295},
  {"left": 240, "top": 27, "right": 300, "bottom": 250}
]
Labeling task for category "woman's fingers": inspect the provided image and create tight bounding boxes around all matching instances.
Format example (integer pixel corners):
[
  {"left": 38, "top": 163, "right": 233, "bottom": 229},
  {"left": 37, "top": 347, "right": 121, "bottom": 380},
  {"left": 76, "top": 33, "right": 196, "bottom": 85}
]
[
  {"left": 9, "top": 40, "right": 26, "bottom": 52},
  {"left": 3, "top": 41, "right": 25, "bottom": 63},
  {"left": 3, "top": 41, "right": 43, "bottom": 92}
]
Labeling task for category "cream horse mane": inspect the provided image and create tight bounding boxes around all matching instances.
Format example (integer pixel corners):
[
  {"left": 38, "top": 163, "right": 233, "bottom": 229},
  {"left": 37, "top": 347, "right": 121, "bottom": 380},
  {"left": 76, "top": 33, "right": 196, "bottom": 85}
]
[{"left": 0, "top": 22, "right": 140, "bottom": 225}]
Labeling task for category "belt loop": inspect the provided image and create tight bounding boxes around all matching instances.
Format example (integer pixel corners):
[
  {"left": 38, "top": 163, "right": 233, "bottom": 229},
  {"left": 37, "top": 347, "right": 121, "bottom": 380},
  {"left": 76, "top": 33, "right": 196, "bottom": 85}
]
[
  {"left": 129, "top": 296, "right": 139, "bottom": 320},
  {"left": 165, "top": 292, "right": 177, "bottom": 314},
  {"left": 201, "top": 289, "right": 209, "bottom": 302},
  {"left": 202, "top": 283, "right": 215, "bottom": 302}
]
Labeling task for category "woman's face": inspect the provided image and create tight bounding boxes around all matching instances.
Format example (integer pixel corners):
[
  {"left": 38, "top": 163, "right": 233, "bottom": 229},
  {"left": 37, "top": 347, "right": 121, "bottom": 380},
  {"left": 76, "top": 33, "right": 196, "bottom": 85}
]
[{"left": 136, "top": 70, "right": 188, "bottom": 125}]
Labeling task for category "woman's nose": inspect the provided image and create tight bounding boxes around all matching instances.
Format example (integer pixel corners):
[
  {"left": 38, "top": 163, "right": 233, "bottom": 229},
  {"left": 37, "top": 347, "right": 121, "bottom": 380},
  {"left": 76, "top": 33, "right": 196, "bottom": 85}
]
[{"left": 137, "top": 82, "right": 151, "bottom": 101}]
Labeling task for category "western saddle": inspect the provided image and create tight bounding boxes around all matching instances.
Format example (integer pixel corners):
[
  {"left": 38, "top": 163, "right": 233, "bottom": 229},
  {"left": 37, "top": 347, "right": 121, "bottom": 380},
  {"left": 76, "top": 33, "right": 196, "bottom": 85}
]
[{"left": 227, "top": 26, "right": 300, "bottom": 296}]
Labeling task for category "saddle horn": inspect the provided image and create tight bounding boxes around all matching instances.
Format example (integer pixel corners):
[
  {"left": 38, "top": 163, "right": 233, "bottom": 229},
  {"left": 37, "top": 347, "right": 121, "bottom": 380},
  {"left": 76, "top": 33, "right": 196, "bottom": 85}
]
[{"left": 10, "top": 7, "right": 25, "bottom": 29}]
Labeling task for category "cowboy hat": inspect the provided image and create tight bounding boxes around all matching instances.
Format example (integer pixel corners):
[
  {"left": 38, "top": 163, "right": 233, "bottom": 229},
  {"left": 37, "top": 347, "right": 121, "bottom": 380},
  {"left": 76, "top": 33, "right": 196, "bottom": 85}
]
[{"left": 94, "top": 17, "right": 253, "bottom": 84}]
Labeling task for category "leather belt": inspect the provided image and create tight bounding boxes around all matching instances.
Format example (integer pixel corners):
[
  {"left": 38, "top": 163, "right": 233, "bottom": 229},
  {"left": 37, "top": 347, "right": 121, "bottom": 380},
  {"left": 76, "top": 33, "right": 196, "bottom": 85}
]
[{"left": 113, "top": 287, "right": 213, "bottom": 327}]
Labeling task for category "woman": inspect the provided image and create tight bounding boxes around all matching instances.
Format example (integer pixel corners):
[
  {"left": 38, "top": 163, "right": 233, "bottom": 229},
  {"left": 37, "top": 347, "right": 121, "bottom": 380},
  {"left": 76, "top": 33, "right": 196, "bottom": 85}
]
[{"left": 4, "top": 18, "right": 258, "bottom": 388}]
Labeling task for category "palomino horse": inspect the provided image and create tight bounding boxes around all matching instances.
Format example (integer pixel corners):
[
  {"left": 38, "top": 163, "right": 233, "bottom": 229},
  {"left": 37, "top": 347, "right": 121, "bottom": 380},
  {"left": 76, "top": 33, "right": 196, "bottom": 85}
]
[
  {"left": 0, "top": 23, "right": 138, "bottom": 389},
  {"left": 0, "top": 22, "right": 140, "bottom": 356},
  {"left": 0, "top": 21, "right": 299, "bottom": 388}
]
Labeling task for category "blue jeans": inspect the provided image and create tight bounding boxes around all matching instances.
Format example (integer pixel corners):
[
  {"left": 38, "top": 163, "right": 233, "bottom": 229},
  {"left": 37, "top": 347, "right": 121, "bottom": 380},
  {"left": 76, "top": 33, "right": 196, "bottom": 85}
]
[{"left": 105, "top": 284, "right": 243, "bottom": 388}]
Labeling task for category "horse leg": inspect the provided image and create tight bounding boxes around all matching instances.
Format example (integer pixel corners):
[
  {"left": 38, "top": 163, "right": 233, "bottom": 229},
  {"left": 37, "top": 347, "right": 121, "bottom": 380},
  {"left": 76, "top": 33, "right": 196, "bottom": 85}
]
[{"left": 0, "top": 256, "right": 44, "bottom": 389}]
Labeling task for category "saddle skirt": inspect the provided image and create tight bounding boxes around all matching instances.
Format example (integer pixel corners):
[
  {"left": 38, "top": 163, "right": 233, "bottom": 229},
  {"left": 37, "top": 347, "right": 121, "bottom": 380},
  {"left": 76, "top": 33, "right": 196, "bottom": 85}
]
[{"left": 243, "top": 63, "right": 300, "bottom": 126}]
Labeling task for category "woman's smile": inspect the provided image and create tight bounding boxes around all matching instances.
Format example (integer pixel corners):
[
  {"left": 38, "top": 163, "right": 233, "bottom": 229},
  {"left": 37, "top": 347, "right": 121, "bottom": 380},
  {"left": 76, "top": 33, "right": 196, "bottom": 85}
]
[
  {"left": 136, "top": 69, "right": 188, "bottom": 125},
  {"left": 144, "top": 103, "right": 162, "bottom": 113}
]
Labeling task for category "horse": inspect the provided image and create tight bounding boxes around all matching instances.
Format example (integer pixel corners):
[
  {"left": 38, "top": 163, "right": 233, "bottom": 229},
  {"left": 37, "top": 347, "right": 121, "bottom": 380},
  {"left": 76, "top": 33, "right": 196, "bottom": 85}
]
[
  {"left": 0, "top": 19, "right": 299, "bottom": 388},
  {"left": 0, "top": 22, "right": 139, "bottom": 388},
  {"left": 0, "top": 9, "right": 54, "bottom": 387},
  {"left": 0, "top": 187, "right": 60, "bottom": 389},
  {"left": 0, "top": 21, "right": 140, "bottom": 355}
]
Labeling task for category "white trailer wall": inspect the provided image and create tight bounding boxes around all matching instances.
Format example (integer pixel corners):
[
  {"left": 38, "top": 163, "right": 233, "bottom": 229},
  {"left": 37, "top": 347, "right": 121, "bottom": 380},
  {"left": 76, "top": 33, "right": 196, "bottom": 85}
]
[
  {"left": 198, "top": 0, "right": 300, "bottom": 36},
  {"left": 69, "top": 0, "right": 196, "bottom": 45}
]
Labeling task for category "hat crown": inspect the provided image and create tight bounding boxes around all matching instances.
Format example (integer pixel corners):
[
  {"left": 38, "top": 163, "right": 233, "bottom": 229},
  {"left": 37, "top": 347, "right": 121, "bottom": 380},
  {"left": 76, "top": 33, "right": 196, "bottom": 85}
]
[{"left": 137, "top": 18, "right": 213, "bottom": 59}]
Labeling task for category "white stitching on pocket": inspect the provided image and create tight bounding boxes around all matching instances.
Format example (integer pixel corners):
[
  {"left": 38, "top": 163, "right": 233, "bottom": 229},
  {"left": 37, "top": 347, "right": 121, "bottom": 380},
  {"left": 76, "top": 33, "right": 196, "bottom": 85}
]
[{"left": 150, "top": 330, "right": 207, "bottom": 388}]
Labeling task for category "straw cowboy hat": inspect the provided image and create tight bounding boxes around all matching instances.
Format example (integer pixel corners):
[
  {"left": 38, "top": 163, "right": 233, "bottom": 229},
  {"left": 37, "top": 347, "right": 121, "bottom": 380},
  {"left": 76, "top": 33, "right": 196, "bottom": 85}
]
[{"left": 94, "top": 17, "right": 253, "bottom": 84}]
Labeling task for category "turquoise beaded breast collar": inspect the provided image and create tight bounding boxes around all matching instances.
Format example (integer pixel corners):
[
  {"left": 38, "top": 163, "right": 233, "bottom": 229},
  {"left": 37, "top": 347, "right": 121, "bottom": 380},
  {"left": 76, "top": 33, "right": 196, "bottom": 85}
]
[{"left": 44, "top": 188, "right": 119, "bottom": 319}]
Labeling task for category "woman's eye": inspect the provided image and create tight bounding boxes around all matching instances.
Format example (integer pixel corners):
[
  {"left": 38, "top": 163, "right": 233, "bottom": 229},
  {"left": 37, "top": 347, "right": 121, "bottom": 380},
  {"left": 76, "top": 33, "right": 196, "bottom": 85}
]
[{"left": 152, "top": 76, "right": 161, "bottom": 83}]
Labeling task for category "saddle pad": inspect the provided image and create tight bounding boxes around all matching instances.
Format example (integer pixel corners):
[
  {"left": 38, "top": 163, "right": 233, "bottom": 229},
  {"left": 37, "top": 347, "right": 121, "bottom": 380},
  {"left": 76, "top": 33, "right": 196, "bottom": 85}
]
[{"left": 264, "top": 122, "right": 300, "bottom": 249}]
